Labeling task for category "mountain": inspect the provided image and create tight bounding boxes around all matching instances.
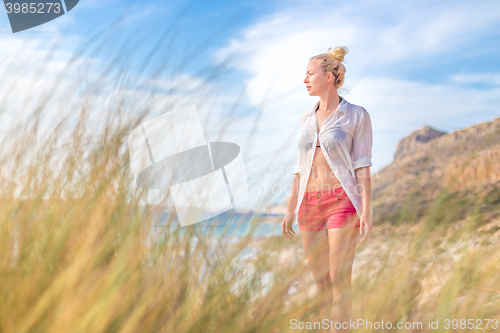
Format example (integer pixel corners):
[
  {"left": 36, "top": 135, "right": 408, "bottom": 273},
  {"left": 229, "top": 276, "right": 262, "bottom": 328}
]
[
  {"left": 393, "top": 125, "right": 447, "bottom": 160},
  {"left": 372, "top": 116, "right": 500, "bottom": 226}
]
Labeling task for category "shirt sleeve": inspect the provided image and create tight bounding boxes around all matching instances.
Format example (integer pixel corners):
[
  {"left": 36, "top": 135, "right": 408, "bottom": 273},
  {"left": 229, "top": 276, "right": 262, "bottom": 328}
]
[{"left": 351, "top": 109, "right": 373, "bottom": 170}]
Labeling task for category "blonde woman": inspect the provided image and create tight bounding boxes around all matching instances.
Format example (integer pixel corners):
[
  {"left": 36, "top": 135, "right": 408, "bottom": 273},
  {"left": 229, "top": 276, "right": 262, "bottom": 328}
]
[{"left": 281, "top": 46, "right": 373, "bottom": 331}]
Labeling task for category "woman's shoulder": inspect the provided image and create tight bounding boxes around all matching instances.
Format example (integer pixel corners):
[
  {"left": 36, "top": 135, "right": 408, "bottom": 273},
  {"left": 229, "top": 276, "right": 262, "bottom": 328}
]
[
  {"left": 345, "top": 100, "right": 370, "bottom": 125},
  {"left": 345, "top": 100, "right": 368, "bottom": 115}
]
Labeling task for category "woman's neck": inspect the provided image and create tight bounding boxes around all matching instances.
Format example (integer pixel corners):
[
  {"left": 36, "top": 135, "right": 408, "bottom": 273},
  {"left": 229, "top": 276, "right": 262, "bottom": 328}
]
[{"left": 317, "top": 95, "right": 342, "bottom": 112}]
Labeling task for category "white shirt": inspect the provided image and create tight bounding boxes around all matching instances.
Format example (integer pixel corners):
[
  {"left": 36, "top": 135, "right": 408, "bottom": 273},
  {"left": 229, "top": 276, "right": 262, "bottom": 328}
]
[{"left": 293, "top": 96, "right": 373, "bottom": 225}]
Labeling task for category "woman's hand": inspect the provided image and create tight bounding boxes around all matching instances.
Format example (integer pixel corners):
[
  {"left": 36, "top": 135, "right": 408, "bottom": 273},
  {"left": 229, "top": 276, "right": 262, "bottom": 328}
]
[
  {"left": 281, "top": 214, "right": 296, "bottom": 240},
  {"left": 359, "top": 212, "right": 372, "bottom": 243}
]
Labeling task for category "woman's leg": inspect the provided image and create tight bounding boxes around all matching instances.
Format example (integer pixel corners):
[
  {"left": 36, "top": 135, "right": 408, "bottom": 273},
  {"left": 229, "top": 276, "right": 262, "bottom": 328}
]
[
  {"left": 300, "top": 227, "right": 332, "bottom": 325},
  {"left": 327, "top": 222, "right": 359, "bottom": 333}
]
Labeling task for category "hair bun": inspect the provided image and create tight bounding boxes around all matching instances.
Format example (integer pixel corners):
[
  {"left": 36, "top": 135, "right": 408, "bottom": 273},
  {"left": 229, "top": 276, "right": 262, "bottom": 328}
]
[{"left": 327, "top": 46, "right": 348, "bottom": 62}]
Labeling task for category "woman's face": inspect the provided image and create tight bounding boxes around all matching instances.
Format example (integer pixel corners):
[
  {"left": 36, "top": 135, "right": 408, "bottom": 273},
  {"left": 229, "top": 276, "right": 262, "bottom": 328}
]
[{"left": 304, "top": 59, "right": 331, "bottom": 96}]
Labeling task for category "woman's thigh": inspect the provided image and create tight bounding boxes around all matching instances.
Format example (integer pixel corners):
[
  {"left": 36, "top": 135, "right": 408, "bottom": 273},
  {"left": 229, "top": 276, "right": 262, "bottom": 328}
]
[
  {"left": 300, "top": 228, "right": 331, "bottom": 282},
  {"left": 327, "top": 226, "right": 359, "bottom": 284}
]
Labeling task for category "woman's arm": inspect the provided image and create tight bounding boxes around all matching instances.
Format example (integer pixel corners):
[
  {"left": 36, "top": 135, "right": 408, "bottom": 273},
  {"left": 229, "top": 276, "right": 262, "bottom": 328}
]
[
  {"left": 350, "top": 108, "right": 373, "bottom": 242},
  {"left": 283, "top": 114, "right": 304, "bottom": 239},
  {"left": 282, "top": 173, "right": 300, "bottom": 240},
  {"left": 355, "top": 166, "right": 372, "bottom": 242},
  {"left": 285, "top": 173, "right": 300, "bottom": 217}
]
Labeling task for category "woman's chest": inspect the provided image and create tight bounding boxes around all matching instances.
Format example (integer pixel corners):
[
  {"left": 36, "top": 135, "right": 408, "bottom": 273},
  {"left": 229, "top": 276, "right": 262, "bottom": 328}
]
[{"left": 298, "top": 115, "right": 355, "bottom": 151}]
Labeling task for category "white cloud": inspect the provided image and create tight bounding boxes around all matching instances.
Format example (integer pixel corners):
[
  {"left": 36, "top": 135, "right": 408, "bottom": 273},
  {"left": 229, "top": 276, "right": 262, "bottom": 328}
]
[
  {"left": 143, "top": 73, "right": 212, "bottom": 92},
  {"left": 449, "top": 73, "right": 500, "bottom": 86}
]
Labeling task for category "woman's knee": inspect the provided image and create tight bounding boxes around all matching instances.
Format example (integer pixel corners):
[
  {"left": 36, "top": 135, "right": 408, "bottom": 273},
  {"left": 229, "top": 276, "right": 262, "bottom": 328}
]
[
  {"left": 329, "top": 268, "right": 352, "bottom": 287},
  {"left": 312, "top": 269, "right": 331, "bottom": 289}
]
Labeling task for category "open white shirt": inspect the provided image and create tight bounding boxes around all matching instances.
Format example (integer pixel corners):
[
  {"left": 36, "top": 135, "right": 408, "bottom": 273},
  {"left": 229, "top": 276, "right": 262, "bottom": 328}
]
[{"left": 293, "top": 96, "right": 373, "bottom": 225}]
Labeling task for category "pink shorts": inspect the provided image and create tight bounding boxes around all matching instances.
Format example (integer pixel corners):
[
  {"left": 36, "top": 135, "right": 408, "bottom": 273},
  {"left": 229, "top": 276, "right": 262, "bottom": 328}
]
[{"left": 298, "top": 186, "right": 360, "bottom": 231}]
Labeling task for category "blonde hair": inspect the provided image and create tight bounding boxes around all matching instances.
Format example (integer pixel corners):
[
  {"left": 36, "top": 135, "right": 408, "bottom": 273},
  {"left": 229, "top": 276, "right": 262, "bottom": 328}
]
[{"left": 310, "top": 46, "right": 348, "bottom": 88}]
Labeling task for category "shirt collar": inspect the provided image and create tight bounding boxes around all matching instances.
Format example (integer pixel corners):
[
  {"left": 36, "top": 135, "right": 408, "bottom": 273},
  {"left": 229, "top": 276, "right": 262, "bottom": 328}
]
[{"left": 308, "top": 96, "right": 348, "bottom": 116}]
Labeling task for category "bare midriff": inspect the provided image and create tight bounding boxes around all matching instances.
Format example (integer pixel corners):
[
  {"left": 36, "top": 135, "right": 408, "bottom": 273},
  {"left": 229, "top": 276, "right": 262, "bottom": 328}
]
[{"left": 305, "top": 139, "right": 341, "bottom": 192}]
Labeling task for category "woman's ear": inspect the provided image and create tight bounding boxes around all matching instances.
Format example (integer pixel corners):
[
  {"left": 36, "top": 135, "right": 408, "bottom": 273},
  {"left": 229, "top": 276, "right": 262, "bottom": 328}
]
[{"left": 327, "top": 72, "right": 334, "bottom": 83}]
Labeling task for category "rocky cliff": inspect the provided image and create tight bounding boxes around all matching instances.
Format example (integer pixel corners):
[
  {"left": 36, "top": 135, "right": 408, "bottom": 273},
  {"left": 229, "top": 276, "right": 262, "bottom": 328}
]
[
  {"left": 393, "top": 125, "right": 447, "bottom": 160},
  {"left": 372, "top": 116, "right": 500, "bottom": 226}
]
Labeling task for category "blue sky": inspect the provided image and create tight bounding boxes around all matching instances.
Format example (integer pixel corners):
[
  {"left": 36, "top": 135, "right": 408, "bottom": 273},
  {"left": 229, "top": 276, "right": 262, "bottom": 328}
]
[{"left": 1, "top": 0, "right": 499, "bottom": 209}]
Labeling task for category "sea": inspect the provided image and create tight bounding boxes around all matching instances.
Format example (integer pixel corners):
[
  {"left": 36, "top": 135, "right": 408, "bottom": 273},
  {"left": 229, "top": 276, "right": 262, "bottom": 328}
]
[
  {"left": 149, "top": 210, "right": 285, "bottom": 238},
  {"left": 145, "top": 210, "right": 290, "bottom": 296}
]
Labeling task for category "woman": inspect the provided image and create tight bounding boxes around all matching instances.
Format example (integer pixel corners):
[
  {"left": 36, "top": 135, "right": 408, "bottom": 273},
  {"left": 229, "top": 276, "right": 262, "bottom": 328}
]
[{"left": 281, "top": 46, "right": 373, "bottom": 332}]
